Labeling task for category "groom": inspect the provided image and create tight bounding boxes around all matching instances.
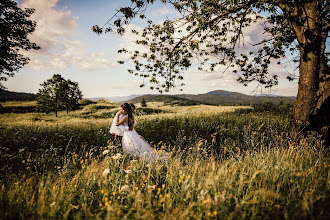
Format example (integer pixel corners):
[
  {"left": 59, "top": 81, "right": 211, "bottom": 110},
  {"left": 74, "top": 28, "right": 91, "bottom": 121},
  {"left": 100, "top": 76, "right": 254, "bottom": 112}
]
[{"left": 108, "top": 103, "right": 136, "bottom": 145}]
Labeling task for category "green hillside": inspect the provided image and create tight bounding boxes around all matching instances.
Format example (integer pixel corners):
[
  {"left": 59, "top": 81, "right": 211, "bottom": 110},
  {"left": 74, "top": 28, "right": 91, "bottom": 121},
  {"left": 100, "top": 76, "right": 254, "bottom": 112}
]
[
  {"left": 128, "top": 90, "right": 296, "bottom": 106},
  {"left": 126, "top": 94, "right": 202, "bottom": 106}
]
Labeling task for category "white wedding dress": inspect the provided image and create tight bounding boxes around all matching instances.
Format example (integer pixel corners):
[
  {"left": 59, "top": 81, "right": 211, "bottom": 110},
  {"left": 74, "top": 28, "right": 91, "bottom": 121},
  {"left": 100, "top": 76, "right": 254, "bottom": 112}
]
[{"left": 120, "top": 115, "right": 168, "bottom": 162}]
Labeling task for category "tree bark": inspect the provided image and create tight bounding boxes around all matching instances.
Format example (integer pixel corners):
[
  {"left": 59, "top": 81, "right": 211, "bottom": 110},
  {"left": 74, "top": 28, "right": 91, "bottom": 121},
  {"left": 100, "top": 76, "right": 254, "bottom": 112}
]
[{"left": 289, "top": 2, "right": 329, "bottom": 146}]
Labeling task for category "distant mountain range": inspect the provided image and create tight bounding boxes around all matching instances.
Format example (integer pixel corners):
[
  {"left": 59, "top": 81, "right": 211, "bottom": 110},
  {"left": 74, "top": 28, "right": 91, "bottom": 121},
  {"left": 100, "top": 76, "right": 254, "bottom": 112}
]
[
  {"left": 125, "top": 90, "right": 295, "bottom": 106},
  {"left": 87, "top": 94, "right": 145, "bottom": 103},
  {"left": 2, "top": 90, "right": 296, "bottom": 106}
]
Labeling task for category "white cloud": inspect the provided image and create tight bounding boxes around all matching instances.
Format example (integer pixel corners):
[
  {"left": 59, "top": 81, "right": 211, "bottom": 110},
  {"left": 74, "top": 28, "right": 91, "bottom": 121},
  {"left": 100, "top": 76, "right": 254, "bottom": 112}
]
[
  {"left": 19, "top": 0, "right": 113, "bottom": 72},
  {"left": 152, "top": 7, "right": 178, "bottom": 15}
]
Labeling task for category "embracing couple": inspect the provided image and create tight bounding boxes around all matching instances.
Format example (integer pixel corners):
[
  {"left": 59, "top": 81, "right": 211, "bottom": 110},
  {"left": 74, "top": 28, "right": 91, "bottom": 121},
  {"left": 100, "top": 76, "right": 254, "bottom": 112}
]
[{"left": 109, "top": 103, "right": 168, "bottom": 162}]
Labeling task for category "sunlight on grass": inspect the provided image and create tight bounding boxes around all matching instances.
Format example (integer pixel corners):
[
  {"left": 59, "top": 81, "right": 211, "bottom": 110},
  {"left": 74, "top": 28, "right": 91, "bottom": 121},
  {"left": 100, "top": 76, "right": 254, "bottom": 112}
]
[{"left": 0, "top": 102, "right": 329, "bottom": 219}]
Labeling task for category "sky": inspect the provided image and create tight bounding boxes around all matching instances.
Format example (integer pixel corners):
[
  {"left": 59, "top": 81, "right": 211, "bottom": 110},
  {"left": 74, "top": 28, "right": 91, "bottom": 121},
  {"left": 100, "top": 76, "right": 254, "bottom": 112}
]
[{"left": 4, "top": 0, "right": 306, "bottom": 98}]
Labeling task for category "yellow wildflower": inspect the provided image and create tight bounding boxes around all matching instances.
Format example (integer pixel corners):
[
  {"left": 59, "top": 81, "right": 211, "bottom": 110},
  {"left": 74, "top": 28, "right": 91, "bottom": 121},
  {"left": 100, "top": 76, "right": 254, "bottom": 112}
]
[{"left": 99, "top": 203, "right": 103, "bottom": 207}]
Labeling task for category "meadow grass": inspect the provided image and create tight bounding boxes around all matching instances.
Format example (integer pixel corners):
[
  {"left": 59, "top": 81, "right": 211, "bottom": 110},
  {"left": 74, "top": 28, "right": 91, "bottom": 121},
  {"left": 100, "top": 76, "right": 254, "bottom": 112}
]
[{"left": 0, "top": 104, "right": 329, "bottom": 219}]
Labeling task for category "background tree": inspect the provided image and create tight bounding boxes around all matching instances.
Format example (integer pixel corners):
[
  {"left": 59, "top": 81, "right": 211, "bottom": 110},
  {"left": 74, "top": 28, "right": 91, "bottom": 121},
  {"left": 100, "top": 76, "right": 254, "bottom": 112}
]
[
  {"left": 36, "top": 74, "right": 82, "bottom": 117},
  {"left": 62, "top": 80, "right": 83, "bottom": 114},
  {"left": 94, "top": 0, "right": 330, "bottom": 145},
  {"left": 0, "top": 0, "right": 40, "bottom": 90},
  {"left": 141, "top": 97, "right": 147, "bottom": 107}
]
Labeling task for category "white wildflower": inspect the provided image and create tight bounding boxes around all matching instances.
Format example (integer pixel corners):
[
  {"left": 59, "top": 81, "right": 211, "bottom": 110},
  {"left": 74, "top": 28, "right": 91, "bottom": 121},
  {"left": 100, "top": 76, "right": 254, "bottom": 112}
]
[
  {"left": 111, "top": 153, "right": 122, "bottom": 160},
  {"left": 121, "top": 185, "right": 129, "bottom": 191},
  {"left": 102, "top": 168, "right": 110, "bottom": 177},
  {"left": 102, "top": 150, "right": 110, "bottom": 155}
]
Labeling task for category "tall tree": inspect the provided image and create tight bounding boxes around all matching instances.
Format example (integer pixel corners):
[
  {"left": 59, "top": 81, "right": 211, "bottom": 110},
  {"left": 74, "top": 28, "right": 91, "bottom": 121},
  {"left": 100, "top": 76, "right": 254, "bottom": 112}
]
[
  {"left": 36, "top": 74, "right": 82, "bottom": 117},
  {"left": 94, "top": 0, "right": 330, "bottom": 145},
  {"left": 62, "top": 80, "right": 83, "bottom": 114},
  {"left": 0, "top": 0, "right": 40, "bottom": 89}
]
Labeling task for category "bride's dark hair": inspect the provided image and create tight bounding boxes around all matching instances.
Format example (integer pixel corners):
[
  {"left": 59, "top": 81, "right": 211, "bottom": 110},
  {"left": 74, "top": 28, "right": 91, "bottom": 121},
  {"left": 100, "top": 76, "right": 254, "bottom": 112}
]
[{"left": 121, "top": 103, "right": 133, "bottom": 127}]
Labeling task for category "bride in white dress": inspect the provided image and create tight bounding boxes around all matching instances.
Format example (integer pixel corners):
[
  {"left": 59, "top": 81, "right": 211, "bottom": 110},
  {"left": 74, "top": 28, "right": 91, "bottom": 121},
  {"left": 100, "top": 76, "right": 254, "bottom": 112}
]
[{"left": 113, "top": 103, "right": 168, "bottom": 162}]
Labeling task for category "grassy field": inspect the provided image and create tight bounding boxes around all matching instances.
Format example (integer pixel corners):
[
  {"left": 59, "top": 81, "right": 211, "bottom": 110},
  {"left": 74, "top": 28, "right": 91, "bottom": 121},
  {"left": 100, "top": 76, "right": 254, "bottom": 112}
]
[{"left": 0, "top": 100, "right": 329, "bottom": 219}]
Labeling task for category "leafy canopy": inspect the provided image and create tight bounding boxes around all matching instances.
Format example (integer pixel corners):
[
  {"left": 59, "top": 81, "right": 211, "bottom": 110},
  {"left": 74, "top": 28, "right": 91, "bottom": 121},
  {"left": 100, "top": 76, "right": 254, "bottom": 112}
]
[
  {"left": 93, "top": 0, "right": 329, "bottom": 93},
  {"left": 37, "top": 74, "right": 82, "bottom": 115},
  {"left": 0, "top": 0, "right": 40, "bottom": 89}
]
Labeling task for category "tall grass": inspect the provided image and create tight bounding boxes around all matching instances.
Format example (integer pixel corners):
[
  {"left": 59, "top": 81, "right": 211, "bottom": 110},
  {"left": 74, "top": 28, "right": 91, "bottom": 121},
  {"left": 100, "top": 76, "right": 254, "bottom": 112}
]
[
  {"left": 0, "top": 137, "right": 329, "bottom": 219},
  {"left": 0, "top": 106, "right": 329, "bottom": 219}
]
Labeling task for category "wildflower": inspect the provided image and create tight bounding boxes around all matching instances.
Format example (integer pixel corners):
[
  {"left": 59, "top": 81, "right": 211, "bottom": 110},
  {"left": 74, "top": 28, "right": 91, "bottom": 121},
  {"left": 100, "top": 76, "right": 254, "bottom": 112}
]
[
  {"left": 102, "top": 150, "right": 110, "bottom": 155},
  {"left": 111, "top": 153, "right": 122, "bottom": 159},
  {"left": 113, "top": 192, "right": 116, "bottom": 196},
  {"left": 124, "top": 169, "right": 132, "bottom": 174},
  {"left": 121, "top": 185, "right": 129, "bottom": 191},
  {"left": 135, "top": 187, "right": 139, "bottom": 190},
  {"left": 179, "top": 179, "right": 182, "bottom": 183},
  {"left": 74, "top": 185, "right": 78, "bottom": 188},
  {"left": 99, "top": 202, "right": 103, "bottom": 207},
  {"left": 214, "top": 195, "right": 218, "bottom": 204},
  {"left": 162, "top": 184, "right": 165, "bottom": 188},
  {"left": 157, "top": 188, "right": 161, "bottom": 194},
  {"left": 86, "top": 152, "right": 88, "bottom": 156},
  {"left": 80, "top": 160, "right": 84, "bottom": 164},
  {"left": 101, "top": 190, "right": 104, "bottom": 194},
  {"left": 102, "top": 168, "right": 110, "bottom": 177},
  {"left": 105, "top": 201, "right": 109, "bottom": 206},
  {"left": 180, "top": 175, "right": 184, "bottom": 180},
  {"left": 187, "top": 175, "right": 191, "bottom": 179},
  {"left": 207, "top": 212, "right": 211, "bottom": 216},
  {"left": 213, "top": 211, "right": 218, "bottom": 216},
  {"left": 165, "top": 194, "right": 170, "bottom": 199},
  {"left": 152, "top": 185, "right": 156, "bottom": 190}
]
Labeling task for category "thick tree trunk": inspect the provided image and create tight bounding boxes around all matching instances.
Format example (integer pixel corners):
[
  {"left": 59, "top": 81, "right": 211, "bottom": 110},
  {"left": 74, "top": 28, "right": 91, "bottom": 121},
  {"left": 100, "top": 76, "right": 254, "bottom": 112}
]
[{"left": 289, "top": 2, "right": 329, "bottom": 146}]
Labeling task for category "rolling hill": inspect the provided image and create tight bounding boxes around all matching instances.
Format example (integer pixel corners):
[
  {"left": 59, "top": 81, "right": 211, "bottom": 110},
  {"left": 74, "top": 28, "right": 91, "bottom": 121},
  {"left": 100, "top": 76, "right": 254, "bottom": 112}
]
[{"left": 127, "top": 90, "right": 296, "bottom": 106}]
